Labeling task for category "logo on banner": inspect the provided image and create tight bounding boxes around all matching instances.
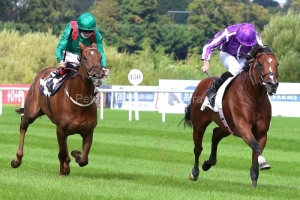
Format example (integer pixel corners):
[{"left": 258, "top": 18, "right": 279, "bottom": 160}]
[
  {"left": 7, "top": 90, "right": 24, "bottom": 103},
  {"left": 116, "top": 87, "right": 124, "bottom": 108},
  {"left": 181, "top": 86, "right": 195, "bottom": 104}
]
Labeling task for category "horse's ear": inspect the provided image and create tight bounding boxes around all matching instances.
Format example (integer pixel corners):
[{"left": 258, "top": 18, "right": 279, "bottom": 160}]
[
  {"left": 92, "top": 43, "right": 97, "bottom": 48},
  {"left": 79, "top": 42, "right": 84, "bottom": 50}
]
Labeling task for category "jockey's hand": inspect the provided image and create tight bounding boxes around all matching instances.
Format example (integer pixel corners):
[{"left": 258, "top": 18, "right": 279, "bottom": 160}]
[
  {"left": 201, "top": 60, "right": 210, "bottom": 72},
  {"left": 59, "top": 60, "right": 66, "bottom": 68},
  {"left": 103, "top": 68, "right": 109, "bottom": 76}
]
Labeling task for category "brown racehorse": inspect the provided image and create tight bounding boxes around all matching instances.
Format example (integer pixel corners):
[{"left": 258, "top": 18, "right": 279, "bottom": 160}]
[
  {"left": 11, "top": 43, "right": 105, "bottom": 176},
  {"left": 182, "top": 44, "right": 279, "bottom": 188}
]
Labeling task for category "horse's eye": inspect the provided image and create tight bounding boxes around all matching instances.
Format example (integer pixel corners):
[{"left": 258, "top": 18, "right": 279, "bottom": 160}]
[{"left": 83, "top": 57, "right": 87, "bottom": 61}]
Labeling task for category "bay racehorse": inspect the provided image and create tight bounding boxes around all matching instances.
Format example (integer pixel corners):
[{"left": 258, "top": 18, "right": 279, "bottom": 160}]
[
  {"left": 11, "top": 43, "right": 105, "bottom": 176},
  {"left": 182, "top": 44, "right": 279, "bottom": 187}
]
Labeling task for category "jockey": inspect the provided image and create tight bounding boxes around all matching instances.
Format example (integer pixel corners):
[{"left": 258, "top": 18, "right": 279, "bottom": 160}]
[
  {"left": 201, "top": 23, "right": 263, "bottom": 103},
  {"left": 46, "top": 12, "right": 109, "bottom": 91}
]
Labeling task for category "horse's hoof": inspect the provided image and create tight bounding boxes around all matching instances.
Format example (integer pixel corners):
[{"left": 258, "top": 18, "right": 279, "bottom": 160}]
[
  {"left": 189, "top": 172, "right": 199, "bottom": 181},
  {"left": 202, "top": 161, "right": 213, "bottom": 171},
  {"left": 71, "top": 150, "right": 82, "bottom": 158},
  {"left": 252, "top": 180, "right": 257, "bottom": 188},
  {"left": 260, "top": 162, "right": 271, "bottom": 170},
  {"left": 11, "top": 159, "right": 21, "bottom": 168}
]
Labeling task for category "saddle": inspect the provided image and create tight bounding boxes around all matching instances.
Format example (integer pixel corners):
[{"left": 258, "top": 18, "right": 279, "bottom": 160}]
[{"left": 39, "top": 72, "right": 72, "bottom": 97}]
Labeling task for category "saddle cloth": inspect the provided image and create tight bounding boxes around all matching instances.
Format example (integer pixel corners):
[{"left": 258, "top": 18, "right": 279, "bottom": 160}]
[
  {"left": 39, "top": 72, "right": 72, "bottom": 97},
  {"left": 200, "top": 76, "right": 235, "bottom": 112}
]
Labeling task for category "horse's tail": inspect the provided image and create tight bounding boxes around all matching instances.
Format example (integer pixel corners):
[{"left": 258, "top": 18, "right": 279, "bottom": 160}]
[
  {"left": 177, "top": 104, "right": 193, "bottom": 129},
  {"left": 15, "top": 107, "right": 24, "bottom": 115}
]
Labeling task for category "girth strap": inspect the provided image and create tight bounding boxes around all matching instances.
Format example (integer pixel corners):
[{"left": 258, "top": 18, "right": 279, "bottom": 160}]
[{"left": 218, "top": 108, "right": 234, "bottom": 135}]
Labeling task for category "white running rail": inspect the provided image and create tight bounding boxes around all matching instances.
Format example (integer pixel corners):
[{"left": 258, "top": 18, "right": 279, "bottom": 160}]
[{"left": 0, "top": 87, "right": 193, "bottom": 122}]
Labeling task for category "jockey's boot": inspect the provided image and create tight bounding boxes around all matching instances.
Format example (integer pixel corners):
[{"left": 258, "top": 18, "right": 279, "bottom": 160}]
[
  {"left": 46, "top": 70, "right": 62, "bottom": 92},
  {"left": 206, "top": 71, "right": 233, "bottom": 104}
]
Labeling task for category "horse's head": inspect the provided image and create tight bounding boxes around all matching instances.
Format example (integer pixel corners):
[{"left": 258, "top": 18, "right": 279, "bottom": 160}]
[
  {"left": 245, "top": 44, "right": 280, "bottom": 95},
  {"left": 78, "top": 42, "right": 104, "bottom": 86}
]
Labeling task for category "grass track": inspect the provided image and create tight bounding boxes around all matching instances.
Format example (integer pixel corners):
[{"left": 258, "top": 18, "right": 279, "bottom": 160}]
[{"left": 0, "top": 105, "right": 299, "bottom": 200}]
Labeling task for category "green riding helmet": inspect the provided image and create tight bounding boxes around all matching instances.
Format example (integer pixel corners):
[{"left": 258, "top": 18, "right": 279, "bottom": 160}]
[{"left": 77, "top": 12, "right": 96, "bottom": 31}]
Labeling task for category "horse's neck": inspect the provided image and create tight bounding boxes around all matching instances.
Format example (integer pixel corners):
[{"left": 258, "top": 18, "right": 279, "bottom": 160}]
[
  {"left": 69, "top": 69, "right": 94, "bottom": 96},
  {"left": 240, "top": 71, "right": 267, "bottom": 104}
]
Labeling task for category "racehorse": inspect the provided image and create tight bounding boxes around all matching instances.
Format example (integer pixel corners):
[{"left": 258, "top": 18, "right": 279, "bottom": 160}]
[
  {"left": 11, "top": 42, "right": 104, "bottom": 176},
  {"left": 182, "top": 44, "right": 279, "bottom": 188}
]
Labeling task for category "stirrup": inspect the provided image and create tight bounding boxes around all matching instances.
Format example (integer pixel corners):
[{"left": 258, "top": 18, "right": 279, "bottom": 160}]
[
  {"left": 208, "top": 98, "right": 215, "bottom": 107},
  {"left": 46, "top": 79, "right": 54, "bottom": 92}
]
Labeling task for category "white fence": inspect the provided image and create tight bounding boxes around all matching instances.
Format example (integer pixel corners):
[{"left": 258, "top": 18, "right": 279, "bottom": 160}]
[
  {"left": 0, "top": 87, "right": 192, "bottom": 122},
  {"left": 1, "top": 84, "right": 300, "bottom": 120}
]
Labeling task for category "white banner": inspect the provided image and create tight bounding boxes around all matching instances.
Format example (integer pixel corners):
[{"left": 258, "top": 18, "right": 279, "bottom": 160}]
[
  {"left": 158, "top": 79, "right": 200, "bottom": 114},
  {"left": 110, "top": 85, "right": 159, "bottom": 111},
  {"left": 268, "top": 83, "right": 300, "bottom": 117}
]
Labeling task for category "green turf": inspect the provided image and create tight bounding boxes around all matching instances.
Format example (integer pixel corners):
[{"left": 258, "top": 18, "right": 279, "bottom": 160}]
[{"left": 0, "top": 105, "right": 299, "bottom": 200}]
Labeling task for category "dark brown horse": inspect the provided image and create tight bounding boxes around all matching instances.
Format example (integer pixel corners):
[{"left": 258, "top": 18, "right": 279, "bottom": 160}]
[
  {"left": 11, "top": 43, "right": 105, "bottom": 176},
  {"left": 183, "top": 45, "right": 279, "bottom": 187}
]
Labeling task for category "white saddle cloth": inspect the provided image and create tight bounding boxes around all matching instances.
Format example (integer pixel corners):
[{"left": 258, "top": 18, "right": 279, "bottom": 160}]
[{"left": 200, "top": 77, "right": 235, "bottom": 112}]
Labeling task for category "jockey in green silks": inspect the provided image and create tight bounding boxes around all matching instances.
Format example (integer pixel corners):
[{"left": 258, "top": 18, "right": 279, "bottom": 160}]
[{"left": 46, "top": 12, "right": 109, "bottom": 91}]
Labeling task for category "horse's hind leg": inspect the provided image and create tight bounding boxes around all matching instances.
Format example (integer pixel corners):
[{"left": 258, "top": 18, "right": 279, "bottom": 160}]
[
  {"left": 202, "top": 127, "right": 230, "bottom": 171},
  {"left": 11, "top": 101, "right": 43, "bottom": 168},
  {"left": 189, "top": 124, "right": 207, "bottom": 181},
  {"left": 71, "top": 131, "right": 93, "bottom": 167}
]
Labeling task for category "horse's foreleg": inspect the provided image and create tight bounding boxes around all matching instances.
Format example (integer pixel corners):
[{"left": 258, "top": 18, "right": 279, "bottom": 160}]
[
  {"left": 202, "top": 127, "right": 230, "bottom": 171},
  {"left": 56, "top": 131, "right": 70, "bottom": 176},
  {"left": 256, "top": 134, "right": 270, "bottom": 170},
  {"left": 250, "top": 133, "right": 270, "bottom": 188},
  {"left": 189, "top": 126, "right": 205, "bottom": 181},
  {"left": 71, "top": 132, "right": 93, "bottom": 167},
  {"left": 236, "top": 123, "right": 270, "bottom": 188}
]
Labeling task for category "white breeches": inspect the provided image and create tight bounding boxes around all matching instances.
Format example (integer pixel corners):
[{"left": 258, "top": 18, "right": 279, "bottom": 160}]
[
  {"left": 64, "top": 51, "right": 80, "bottom": 67},
  {"left": 220, "top": 51, "right": 246, "bottom": 76}
]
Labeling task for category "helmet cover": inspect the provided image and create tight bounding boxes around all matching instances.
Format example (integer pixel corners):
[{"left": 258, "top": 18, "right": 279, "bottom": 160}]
[
  {"left": 236, "top": 23, "right": 257, "bottom": 46},
  {"left": 77, "top": 12, "right": 96, "bottom": 31}
]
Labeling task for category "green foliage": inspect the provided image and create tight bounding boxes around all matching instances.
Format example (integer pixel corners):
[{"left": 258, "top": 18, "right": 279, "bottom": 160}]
[
  {"left": 0, "top": 29, "right": 58, "bottom": 83},
  {"left": 157, "top": 0, "right": 191, "bottom": 23},
  {"left": 0, "top": 22, "right": 31, "bottom": 35},
  {"left": 187, "top": 0, "right": 271, "bottom": 36},
  {"left": 67, "top": 0, "right": 95, "bottom": 17},
  {"left": 291, "top": 0, "right": 300, "bottom": 10},
  {"left": 16, "top": 0, "right": 74, "bottom": 35},
  {"left": 262, "top": 9, "right": 300, "bottom": 82},
  {"left": 188, "top": 0, "right": 227, "bottom": 37},
  {"left": 253, "top": 0, "right": 280, "bottom": 8},
  {"left": 0, "top": 0, "right": 13, "bottom": 18},
  {"left": 118, "top": 0, "right": 158, "bottom": 23}
]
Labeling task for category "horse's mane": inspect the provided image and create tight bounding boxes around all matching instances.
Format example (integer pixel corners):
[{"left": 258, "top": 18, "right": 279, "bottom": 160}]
[{"left": 243, "top": 44, "right": 273, "bottom": 72}]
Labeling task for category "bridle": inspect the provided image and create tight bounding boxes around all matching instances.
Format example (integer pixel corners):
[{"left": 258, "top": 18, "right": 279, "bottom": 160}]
[
  {"left": 247, "top": 52, "right": 280, "bottom": 87},
  {"left": 79, "top": 47, "right": 103, "bottom": 80},
  {"left": 241, "top": 51, "right": 280, "bottom": 104}
]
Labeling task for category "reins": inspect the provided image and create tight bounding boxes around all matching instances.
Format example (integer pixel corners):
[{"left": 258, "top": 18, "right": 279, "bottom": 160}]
[
  {"left": 64, "top": 47, "right": 102, "bottom": 107},
  {"left": 240, "top": 71, "right": 265, "bottom": 104}
]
